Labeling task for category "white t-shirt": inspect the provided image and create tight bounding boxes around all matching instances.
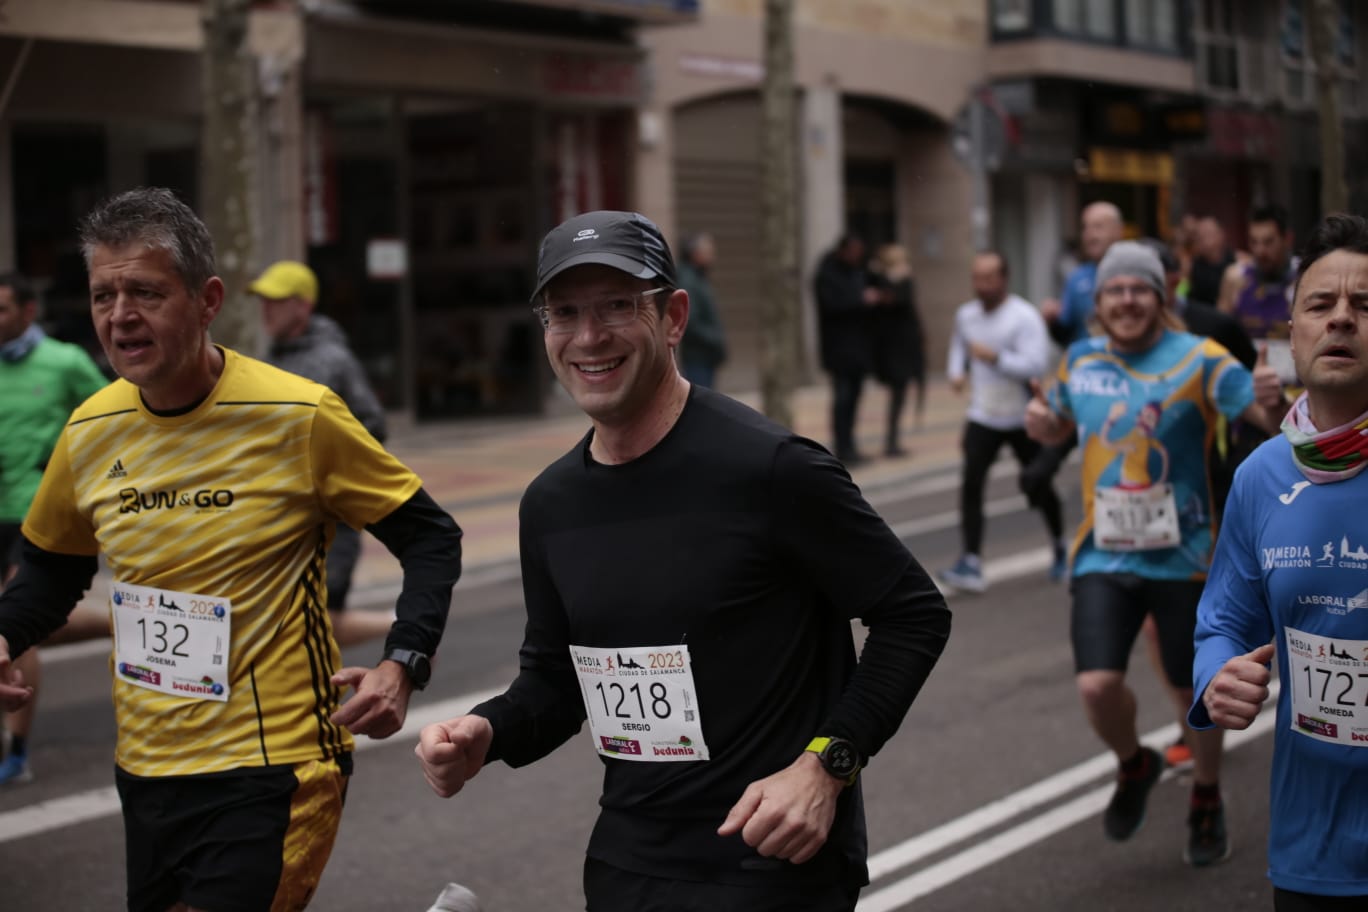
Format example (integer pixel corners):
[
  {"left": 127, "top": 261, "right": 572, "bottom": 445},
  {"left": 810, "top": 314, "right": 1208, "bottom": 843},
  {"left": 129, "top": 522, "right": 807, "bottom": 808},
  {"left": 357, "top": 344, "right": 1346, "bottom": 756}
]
[{"left": 946, "top": 294, "right": 1051, "bottom": 430}]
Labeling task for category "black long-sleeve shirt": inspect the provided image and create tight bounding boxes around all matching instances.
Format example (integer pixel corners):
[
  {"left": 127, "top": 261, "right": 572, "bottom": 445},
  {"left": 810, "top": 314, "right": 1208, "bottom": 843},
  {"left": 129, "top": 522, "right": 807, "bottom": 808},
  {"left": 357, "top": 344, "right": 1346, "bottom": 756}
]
[{"left": 473, "top": 385, "right": 950, "bottom": 889}]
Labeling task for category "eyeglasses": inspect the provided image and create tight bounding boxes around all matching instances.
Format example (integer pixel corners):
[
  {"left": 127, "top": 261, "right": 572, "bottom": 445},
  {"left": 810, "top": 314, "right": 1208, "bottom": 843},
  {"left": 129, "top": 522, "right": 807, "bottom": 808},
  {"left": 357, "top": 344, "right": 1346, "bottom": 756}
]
[
  {"left": 1099, "top": 283, "right": 1157, "bottom": 302},
  {"left": 533, "top": 287, "right": 668, "bottom": 334}
]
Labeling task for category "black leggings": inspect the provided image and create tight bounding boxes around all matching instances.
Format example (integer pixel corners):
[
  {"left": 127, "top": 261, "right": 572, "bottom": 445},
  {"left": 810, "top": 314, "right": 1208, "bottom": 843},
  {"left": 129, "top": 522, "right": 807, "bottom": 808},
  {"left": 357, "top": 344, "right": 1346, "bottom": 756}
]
[{"left": 960, "top": 421, "right": 1063, "bottom": 556}]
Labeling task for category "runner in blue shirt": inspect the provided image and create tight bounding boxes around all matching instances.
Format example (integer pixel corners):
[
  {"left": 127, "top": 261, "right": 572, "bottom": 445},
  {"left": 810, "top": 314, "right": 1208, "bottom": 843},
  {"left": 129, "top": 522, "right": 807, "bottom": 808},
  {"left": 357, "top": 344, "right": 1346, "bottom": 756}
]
[
  {"left": 1027, "top": 241, "right": 1284, "bottom": 868},
  {"left": 1192, "top": 214, "right": 1368, "bottom": 909}
]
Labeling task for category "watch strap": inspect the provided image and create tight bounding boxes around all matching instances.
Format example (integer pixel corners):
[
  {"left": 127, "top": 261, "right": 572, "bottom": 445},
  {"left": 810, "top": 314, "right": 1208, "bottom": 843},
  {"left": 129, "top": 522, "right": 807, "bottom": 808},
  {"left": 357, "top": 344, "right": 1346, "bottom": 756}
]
[
  {"left": 804, "top": 736, "right": 860, "bottom": 786},
  {"left": 383, "top": 648, "right": 430, "bottom": 689}
]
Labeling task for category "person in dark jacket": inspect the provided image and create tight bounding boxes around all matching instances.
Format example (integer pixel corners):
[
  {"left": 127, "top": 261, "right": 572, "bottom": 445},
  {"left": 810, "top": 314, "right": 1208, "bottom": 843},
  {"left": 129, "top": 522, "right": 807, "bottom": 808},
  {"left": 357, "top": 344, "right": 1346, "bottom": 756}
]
[
  {"left": 251, "top": 260, "right": 393, "bottom": 645},
  {"left": 868, "top": 243, "right": 926, "bottom": 457},
  {"left": 676, "top": 232, "right": 727, "bottom": 388},
  {"left": 814, "top": 233, "right": 879, "bottom": 465}
]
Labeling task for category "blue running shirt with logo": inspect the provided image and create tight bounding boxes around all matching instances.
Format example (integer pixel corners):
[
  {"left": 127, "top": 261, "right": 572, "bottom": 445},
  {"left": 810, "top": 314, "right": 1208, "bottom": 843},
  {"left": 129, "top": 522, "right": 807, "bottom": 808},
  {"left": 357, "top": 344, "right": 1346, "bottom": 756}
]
[
  {"left": 1191, "top": 437, "right": 1368, "bottom": 896},
  {"left": 1048, "top": 329, "right": 1253, "bottom": 579}
]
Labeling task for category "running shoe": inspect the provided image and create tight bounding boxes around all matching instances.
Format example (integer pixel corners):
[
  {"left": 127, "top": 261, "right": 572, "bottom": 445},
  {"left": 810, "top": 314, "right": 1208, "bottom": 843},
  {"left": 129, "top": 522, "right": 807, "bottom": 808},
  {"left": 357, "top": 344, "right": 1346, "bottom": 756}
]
[
  {"left": 1164, "top": 736, "right": 1193, "bottom": 767},
  {"left": 0, "top": 751, "right": 32, "bottom": 786},
  {"left": 1184, "top": 800, "right": 1232, "bottom": 867},
  {"left": 1103, "top": 746, "right": 1162, "bottom": 841},
  {"left": 939, "top": 555, "right": 986, "bottom": 593},
  {"left": 1049, "top": 543, "right": 1068, "bottom": 582}
]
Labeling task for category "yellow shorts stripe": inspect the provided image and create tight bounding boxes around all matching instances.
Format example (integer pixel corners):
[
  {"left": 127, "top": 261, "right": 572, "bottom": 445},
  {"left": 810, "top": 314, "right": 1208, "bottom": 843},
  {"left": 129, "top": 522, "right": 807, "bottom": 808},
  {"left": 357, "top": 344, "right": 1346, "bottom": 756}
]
[{"left": 270, "top": 758, "right": 349, "bottom": 912}]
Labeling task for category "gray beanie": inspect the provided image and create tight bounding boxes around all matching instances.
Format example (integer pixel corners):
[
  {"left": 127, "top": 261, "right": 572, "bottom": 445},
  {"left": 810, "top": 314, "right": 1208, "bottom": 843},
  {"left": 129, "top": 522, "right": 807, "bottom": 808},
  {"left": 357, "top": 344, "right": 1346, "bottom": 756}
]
[{"left": 1095, "top": 241, "right": 1166, "bottom": 301}]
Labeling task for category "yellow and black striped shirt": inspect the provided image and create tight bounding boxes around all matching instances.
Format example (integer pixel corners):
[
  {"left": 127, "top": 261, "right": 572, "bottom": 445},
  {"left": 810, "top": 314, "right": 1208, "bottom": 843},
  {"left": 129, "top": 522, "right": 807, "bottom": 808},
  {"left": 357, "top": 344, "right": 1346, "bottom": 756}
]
[{"left": 22, "top": 348, "right": 421, "bottom": 776}]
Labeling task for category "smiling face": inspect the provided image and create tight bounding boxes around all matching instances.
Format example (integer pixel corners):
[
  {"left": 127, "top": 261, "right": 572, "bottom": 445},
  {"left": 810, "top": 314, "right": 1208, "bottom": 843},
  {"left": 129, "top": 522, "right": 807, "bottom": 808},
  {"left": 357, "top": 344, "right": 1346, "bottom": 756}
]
[
  {"left": 89, "top": 243, "right": 224, "bottom": 410},
  {"left": 541, "top": 264, "right": 687, "bottom": 428},
  {"left": 1095, "top": 275, "right": 1164, "bottom": 352},
  {"left": 1290, "top": 249, "right": 1368, "bottom": 422}
]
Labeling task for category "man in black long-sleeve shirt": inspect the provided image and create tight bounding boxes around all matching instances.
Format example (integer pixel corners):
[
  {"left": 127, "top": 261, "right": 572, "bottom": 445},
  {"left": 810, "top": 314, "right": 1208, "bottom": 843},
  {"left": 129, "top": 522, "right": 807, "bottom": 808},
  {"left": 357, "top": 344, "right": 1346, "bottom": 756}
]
[{"left": 416, "top": 210, "right": 950, "bottom": 910}]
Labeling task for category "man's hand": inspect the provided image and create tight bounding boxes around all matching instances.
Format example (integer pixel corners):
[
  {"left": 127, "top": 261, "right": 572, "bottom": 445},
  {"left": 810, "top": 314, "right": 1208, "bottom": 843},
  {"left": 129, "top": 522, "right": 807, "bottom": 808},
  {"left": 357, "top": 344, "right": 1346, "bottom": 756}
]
[
  {"left": 1252, "top": 344, "right": 1286, "bottom": 411},
  {"left": 415, "top": 715, "right": 494, "bottom": 798},
  {"left": 1203, "top": 643, "right": 1276, "bottom": 730},
  {"left": 716, "top": 751, "right": 844, "bottom": 865},
  {"left": 330, "top": 660, "right": 413, "bottom": 738},
  {"left": 949, "top": 376, "right": 966, "bottom": 394},
  {"left": 0, "top": 635, "right": 32, "bottom": 712},
  {"left": 967, "top": 341, "right": 998, "bottom": 364},
  {"left": 1024, "top": 380, "right": 1072, "bottom": 446},
  {"left": 1040, "top": 297, "right": 1063, "bottom": 323}
]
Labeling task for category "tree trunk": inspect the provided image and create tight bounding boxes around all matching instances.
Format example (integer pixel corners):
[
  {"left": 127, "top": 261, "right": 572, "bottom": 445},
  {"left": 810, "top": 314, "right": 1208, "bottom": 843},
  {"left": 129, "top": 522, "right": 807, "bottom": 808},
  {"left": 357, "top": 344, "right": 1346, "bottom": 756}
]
[
  {"left": 201, "top": 0, "right": 259, "bottom": 355},
  {"left": 1309, "top": 0, "right": 1347, "bottom": 215},
  {"left": 759, "top": 0, "right": 799, "bottom": 427}
]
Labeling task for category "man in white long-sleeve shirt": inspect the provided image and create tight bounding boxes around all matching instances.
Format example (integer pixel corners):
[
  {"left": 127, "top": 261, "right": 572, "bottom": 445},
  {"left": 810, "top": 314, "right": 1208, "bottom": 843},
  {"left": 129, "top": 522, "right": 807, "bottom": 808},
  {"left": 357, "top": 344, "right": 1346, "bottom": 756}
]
[{"left": 940, "top": 251, "right": 1067, "bottom": 593}]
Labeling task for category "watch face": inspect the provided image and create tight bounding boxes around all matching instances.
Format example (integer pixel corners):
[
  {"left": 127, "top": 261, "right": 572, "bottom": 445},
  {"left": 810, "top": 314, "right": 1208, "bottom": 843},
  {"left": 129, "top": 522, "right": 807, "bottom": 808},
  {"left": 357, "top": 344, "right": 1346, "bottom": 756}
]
[
  {"left": 410, "top": 655, "right": 432, "bottom": 686},
  {"left": 824, "top": 741, "right": 859, "bottom": 778}
]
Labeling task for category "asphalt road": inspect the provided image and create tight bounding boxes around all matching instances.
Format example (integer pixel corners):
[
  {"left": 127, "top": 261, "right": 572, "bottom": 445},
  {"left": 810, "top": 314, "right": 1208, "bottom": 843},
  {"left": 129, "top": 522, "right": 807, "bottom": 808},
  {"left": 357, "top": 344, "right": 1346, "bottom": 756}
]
[{"left": 1, "top": 457, "right": 1280, "bottom": 911}]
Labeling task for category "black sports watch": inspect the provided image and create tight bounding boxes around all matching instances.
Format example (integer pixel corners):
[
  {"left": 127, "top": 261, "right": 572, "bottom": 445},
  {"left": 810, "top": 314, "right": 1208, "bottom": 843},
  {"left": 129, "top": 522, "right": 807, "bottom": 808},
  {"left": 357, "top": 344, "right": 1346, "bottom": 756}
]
[
  {"left": 383, "top": 648, "right": 432, "bottom": 690},
  {"left": 805, "top": 736, "right": 863, "bottom": 786}
]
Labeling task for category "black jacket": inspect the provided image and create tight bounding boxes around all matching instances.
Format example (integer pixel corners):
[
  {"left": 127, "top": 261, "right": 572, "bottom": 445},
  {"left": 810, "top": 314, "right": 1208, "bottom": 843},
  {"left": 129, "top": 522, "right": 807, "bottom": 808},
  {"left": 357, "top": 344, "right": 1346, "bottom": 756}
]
[{"left": 814, "top": 253, "right": 872, "bottom": 374}]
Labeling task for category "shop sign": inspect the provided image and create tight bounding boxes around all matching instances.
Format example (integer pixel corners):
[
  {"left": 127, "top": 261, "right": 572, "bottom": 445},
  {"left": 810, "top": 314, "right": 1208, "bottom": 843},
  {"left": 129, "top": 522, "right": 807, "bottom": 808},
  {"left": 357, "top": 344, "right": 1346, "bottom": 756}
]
[
  {"left": 542, "top": 53, "right": 643, "bottom": 102},
  {"left": 1087, "top": 148, "right": 1174, "bottom": 185},
  {"left": 366, "top": 238, "right": 408, "bottom": 281}
]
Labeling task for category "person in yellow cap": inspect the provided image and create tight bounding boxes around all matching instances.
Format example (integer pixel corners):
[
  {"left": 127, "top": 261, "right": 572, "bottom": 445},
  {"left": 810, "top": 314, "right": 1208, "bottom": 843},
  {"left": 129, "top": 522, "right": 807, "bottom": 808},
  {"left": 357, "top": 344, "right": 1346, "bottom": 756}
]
[{"left": 250, "top": 260, "right": 394, "bottom": 645}]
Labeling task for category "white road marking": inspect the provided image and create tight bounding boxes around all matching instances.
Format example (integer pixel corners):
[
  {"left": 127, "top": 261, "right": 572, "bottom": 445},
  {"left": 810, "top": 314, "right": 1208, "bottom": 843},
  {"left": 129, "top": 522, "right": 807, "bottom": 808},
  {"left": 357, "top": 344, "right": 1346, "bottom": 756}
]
[
  {"left": 857, "top": 683, "right": 1282, "bottom": 911},
  {"left": 0, "top": 686, "right": 506, "bottom": 843}
]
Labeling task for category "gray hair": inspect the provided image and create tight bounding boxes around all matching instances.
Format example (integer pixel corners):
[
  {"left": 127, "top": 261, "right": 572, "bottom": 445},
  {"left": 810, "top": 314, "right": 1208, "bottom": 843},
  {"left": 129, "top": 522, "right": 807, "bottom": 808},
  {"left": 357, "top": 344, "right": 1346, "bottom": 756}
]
[{"left": 79, "top": 188, "right": 216, "bottom": 292}]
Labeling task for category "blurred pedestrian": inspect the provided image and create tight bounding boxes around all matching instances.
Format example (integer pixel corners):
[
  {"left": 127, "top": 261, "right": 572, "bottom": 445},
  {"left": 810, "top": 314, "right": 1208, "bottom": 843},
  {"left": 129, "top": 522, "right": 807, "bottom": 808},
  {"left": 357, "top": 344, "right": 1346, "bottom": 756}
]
[
  {"left": 1021, "top": 202, "right": 1125, "bottom": 520},
  {"left": 814, "top": 232, "right": 880, "bottom": 465},
  {"left": 0, "top": 187, "right": 464, "bottom": 911},
  {"left": 1040, "top": 201, "right": 1125, "bottom": 346},
  {"left": 1216, "top": 205, "right": 1300, "bottom": 489},
  {"left": 415, "top": 210, "right": 951, "bottom": 911},
  {"left": 1188, "top": 215, "right": 1239, "bottom": 308},
  {"left": 867, "top": 243, "right": 926, "bottom": 454},
  {"left": 1217, "top": 204, "right": 1298, "bottom": 363},
  {"left": 675, "top": 232, "right": 727, "bottom": 388},
  {"left": 939, "top": 251, "right": 1065, "bottom": 594},
  {"left": 0, "top": 272, "right": 108, "bottom": 785},
  {"left": 251, "top": 259, "right": 393, "bottom": 646},
  {"left": 1192, "top": 214, "right": 1368, "bottom": 908}
]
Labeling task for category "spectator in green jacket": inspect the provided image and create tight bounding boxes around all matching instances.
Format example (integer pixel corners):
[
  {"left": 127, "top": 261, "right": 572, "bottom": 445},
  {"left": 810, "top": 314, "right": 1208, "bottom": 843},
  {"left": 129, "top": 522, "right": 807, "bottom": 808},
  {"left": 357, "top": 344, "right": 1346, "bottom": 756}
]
[
  {"left": 677, "top": 232, "right": 727, "bottom": 388},
  {"left": 0, "top": 272, "right": 109, "bottom": 785}
]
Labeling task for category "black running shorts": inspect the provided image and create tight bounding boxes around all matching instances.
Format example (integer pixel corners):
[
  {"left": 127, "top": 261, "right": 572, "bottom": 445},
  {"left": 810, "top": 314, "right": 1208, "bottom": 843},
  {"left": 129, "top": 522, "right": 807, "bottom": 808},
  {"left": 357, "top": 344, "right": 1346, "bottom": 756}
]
[
  {"left": 115, "top": 756, "right": 350, "bottom": 912},
  {"left": 1070, "top": 572, "right": 1205, "bottom": 687},
  {"left": 583, "top": 857, "right": 860, "bottom": 912}
]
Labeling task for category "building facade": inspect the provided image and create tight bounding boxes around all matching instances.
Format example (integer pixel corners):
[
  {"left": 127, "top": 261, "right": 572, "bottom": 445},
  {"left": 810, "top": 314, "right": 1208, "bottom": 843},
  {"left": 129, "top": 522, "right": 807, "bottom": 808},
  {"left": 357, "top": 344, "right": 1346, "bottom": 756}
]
[
  {"left": 985, "top": 0, "right": 1368, "bottom": 309},
  {"left": 2, "top": 0, "right": 1362, "bottom": 419}
]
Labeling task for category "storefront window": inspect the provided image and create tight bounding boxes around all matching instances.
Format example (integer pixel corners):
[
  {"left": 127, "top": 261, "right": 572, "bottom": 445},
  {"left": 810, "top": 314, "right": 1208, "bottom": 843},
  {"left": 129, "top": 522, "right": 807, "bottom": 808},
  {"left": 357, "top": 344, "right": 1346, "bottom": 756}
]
[
  {"left": 1338, "top": 0, "right": 1357, "bottom": 68},
  {"left": 1052, "top": 0, "right": 1117, "bottom": 40},
  {"left": 991, "top": 0, "right": 1032, "bottom": 32},
  {"left": 1126, "top": 0, "right": 1180, "bottom": 50}
]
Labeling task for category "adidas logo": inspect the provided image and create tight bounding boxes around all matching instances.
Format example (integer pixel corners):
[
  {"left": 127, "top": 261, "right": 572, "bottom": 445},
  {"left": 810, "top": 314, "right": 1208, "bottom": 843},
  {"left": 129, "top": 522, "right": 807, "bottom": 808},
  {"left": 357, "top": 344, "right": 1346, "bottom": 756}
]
[{"left": 107, "top": 459, "right": 127, "bottom": 479}]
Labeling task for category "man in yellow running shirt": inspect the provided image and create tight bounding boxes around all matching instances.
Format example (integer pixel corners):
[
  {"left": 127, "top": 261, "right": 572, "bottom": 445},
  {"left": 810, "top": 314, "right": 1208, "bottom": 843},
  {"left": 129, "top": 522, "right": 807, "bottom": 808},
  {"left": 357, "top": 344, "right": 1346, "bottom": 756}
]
[{"left": 0, "top": 187, "right": 463, "bottom": 912}]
